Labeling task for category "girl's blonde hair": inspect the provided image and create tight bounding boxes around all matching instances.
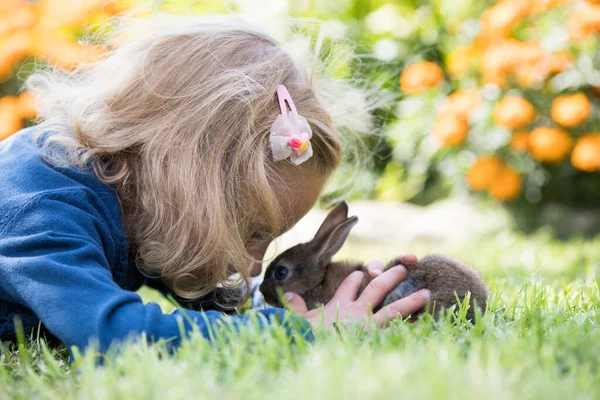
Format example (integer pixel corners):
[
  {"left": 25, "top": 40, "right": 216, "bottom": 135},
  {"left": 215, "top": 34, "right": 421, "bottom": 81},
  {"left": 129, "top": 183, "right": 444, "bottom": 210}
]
[{"left": 26, "top": 14, "right": 374, "bottom": 301}]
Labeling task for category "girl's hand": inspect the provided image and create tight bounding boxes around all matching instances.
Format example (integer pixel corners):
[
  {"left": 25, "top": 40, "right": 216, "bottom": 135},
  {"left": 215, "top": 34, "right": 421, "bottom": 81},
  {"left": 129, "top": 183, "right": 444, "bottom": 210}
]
[
  {"left": 363, "top": 253, "right": 418, "bottom": 279},
  {"left": 284, "top": 261, "right": 431, "bottom": 331}
]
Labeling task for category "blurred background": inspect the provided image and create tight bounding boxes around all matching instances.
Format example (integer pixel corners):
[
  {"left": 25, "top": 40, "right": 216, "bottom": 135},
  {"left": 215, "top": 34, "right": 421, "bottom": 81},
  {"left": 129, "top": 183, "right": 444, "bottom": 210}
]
[{"left": 2, "top": 0, "right": 600, "bottom": 240}]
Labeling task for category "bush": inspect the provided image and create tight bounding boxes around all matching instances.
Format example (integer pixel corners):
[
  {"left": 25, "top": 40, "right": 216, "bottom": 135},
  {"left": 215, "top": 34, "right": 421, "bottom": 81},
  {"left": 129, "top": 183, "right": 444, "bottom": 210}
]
[
  {"left": 3, "top": 0, "right": 600, "bottom": 221},
  {"left": 378, "top": 0, "right": 600, "bottom": 213}
]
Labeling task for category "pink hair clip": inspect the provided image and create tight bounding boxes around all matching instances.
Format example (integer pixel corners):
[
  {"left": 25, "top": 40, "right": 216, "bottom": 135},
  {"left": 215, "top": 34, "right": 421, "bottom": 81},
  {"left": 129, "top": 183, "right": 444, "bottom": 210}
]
[{"left": 269, "top": 84, "right": 313, "bottom": 166}]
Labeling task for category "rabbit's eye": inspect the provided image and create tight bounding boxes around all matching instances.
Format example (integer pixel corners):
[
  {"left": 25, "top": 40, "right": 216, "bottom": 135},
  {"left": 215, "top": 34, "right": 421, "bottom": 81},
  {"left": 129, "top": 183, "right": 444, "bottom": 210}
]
[{"left": 274, "top": 266, "right": 289, "bottom": 280}]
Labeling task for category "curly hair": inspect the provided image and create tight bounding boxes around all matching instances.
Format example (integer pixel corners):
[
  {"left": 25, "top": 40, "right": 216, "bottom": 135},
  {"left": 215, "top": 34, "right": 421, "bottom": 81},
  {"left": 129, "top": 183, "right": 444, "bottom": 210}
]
[{"left": 26, "top": 14, "right": 374, "bottom": 302}]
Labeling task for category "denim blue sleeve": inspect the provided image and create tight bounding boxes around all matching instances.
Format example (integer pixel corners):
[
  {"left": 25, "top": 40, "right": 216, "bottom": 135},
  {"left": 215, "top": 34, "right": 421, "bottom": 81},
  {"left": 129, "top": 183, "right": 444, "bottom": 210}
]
[{"left": 0, "top": 191, "right": 313, "bottom": 354}]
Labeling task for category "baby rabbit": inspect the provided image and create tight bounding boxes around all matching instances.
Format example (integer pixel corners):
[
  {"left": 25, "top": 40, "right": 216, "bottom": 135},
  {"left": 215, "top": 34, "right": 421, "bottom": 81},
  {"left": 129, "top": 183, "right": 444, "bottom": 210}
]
[{"left": 260, "top": 201, "right": 488, "bottom": 321}]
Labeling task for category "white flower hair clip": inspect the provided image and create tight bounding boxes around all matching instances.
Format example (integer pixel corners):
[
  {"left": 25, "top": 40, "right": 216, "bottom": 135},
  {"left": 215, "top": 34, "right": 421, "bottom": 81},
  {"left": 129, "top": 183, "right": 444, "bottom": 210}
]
[{"left": 269, "top": 84, "right": 313, "bottom": 166}]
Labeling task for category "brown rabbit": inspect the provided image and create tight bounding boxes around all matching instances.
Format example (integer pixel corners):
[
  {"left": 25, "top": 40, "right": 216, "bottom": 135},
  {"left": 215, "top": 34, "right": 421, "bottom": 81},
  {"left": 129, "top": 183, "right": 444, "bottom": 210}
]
[{"left": 260, "top": 201, "right": 488, "bottom": 321}]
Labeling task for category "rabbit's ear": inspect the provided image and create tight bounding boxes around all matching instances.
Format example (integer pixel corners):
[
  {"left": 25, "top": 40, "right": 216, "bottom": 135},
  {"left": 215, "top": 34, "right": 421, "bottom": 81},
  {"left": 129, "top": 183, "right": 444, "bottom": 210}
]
[
  {"left": 312, "top": 215, "right": 359, "bottom": 264},
  {"left": 314, "top": 201, "right": 350, "bottom": 239}
]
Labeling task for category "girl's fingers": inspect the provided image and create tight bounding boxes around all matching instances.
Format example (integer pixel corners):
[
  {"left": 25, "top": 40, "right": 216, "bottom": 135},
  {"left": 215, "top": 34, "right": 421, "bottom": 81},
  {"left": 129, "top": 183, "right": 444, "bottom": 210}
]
[
  {"left": 373, "top": 289, "right": 431, "bottom": 327},
  {"left": 358, "top": 265, "right": 408, "bottom": 309},
  {"left": 365, "top": 255, "right": 418, "bottom": 279},
  {"left": 284, "top": 292, "right": 308, "bottom": 316},
  {"left": 364, "top": 259, "right": 385, "bottom": 278},
  {"left": 330, "top": 271, "right": 365, "bottom": 303},
  {"left": 397, "top": 253, "right": 418, "bottom": 264}
]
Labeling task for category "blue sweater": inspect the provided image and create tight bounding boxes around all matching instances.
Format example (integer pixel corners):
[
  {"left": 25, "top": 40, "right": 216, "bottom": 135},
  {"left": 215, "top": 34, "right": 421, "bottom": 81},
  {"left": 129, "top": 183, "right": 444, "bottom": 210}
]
[{"left": 0, "top": 128, "right": 311, "bottom": 354}]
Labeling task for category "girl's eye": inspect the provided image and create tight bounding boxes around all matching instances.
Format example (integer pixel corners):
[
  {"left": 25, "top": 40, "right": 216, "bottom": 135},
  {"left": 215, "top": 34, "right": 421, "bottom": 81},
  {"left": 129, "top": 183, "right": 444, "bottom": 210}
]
[
  {"left": 274, "top": 266, "right": 289, "bottom": 280},
  {"left": 251, "top": 229, "right": 270, "bottom": 241}
]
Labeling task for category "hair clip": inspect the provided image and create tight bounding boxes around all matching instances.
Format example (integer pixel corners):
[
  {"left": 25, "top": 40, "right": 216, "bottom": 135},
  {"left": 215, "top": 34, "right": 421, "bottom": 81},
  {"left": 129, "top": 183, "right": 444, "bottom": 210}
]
[{"left": 269, "top": 84, "right": 313, "bottom": 165}]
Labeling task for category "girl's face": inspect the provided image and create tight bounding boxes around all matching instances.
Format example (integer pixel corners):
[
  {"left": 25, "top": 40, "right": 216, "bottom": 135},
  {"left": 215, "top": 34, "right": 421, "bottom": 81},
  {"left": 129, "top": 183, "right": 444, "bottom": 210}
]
[{"left": 246, "top": 167, "right": 328, "bottom": 277}]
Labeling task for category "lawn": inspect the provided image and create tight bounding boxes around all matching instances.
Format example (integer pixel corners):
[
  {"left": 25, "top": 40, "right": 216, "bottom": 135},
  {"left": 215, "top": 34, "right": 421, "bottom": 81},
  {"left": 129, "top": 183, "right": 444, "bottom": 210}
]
[{"left": 1, "top": 231, "right": 599, "bottom": 400}]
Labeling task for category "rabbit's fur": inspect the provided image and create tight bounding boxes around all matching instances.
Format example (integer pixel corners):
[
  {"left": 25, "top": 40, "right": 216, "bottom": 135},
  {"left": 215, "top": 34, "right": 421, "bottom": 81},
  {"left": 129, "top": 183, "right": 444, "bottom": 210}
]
[{"left": 260, "top": 201, "right": 488, "bottom": 321}]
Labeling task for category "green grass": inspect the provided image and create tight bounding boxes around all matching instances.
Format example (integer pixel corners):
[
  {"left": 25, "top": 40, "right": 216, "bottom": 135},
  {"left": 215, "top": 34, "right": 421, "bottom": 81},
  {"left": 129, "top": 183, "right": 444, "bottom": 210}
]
[{"left": 1, "top": 231, "right": 599, "bottom": 400}]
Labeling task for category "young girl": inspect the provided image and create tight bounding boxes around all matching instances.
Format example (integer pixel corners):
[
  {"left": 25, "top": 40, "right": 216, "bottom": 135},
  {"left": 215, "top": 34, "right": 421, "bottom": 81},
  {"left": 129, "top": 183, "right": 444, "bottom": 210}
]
[{"left": 0, "top": 15, "right": 430, "bottom": 355}]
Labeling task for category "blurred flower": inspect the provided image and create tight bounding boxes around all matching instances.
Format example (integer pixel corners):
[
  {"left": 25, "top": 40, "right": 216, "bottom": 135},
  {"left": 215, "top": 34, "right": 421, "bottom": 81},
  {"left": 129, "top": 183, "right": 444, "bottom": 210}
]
[
  {"left": 567, "top": 4, "right": 600, "bottom": 41},
  {"left": 480, "top": 0, "right": 531, "bottom": 39},
  {"left": 0, "top": 0, "right": 26, "bottom": 13},
  {"left": 0, "top": 3, "right": 37, "bottom": 36},
  {"left": 37, "top": 0, "right": 108, "bottom": 30},
  {"left": 373, "top": 39, "right": 399, "bottom": 61},
  {"left": 546, "top": 52, "right": 575, "bottom": 75},
  {"left": 430, "top": 113, "right": 469, "bottom": 146},
  {"left": 480, "top": 40, "right": 546, "bottom": 87},
  {"left": 467, "top": 155, "right": 504, "bottom": 191},
  {"left": 509, "top": 130, "right": 530, "bottom": 152},
  {"left": 0, "top": 0, "right": 121, "bottom": 141},
  {"left": 439, "top": 89, "right": 483, "bottom": 120},
  {"left": 0, "top": 96, "right": 24, "bottom": 141},
  {"left": 400, "top": 62, "right": 444, "bottom": 95},
  {"left": 531, "top": 0, "right": 572, "bottom": 13},
  {"left": 551, "top": 93, "right": 591, "bottom": 127},
  {"left": 571, "top": 133, "right": 600, "bottom": 171},
  {"left": 489, "top": 164, "right": 522, "bottom": 201},
  {"left": 0, "top": 31, "right": 36, "bottom": 81},
  {"left": 515, "top": 50, "right": 575, "bottom": 87},
  {"left": 528, "top": 127, "right": 573, "bottom": 163},
  {"left": 493, "top": 96, "right": 537, "bottom": 129},
  {"left": 446, "top": 46, "right": 477, "bottom": 78},
  {"left": 365, "top": 4, "right": 411, "bottom": 37},
  {"left": 16, "top": 92, "right": 38, "bottom": 120},
  {"left": 33, "top": 32, "right": 108, "bottom": 70},
  {"left": 0, "top": 63, "right": 12, "bottom": 82}
]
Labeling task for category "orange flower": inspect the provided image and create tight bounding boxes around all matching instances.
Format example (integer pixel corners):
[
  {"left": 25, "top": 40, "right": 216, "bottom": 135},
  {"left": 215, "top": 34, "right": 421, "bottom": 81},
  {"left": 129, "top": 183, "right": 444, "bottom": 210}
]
[
  {"left": 514, "top": 64, "right": 545, "bottom": 87},
  {"left": 489, "top": 165, "right": 522, "bottom": 201},
  {"left": 528, "top": 127, "right": 573, "bottom": 163},
  {"left": 7, "top": 4, "right": 38, "bottom": 31},
  {"left": 0, "top": 30, "right": 35, "bottom": 67},
  {"left": 480, "top": 40, "right": 520, "bottom": 75},
  {"left": 510, "top": 131, "right": 529, "bottom": 152},
  {"left": 482, "top": 68, "right": 507, "bottom": 87},
  {"left": 531, "top": 0, "right": 570, "bottom": 13},
  {"left": 400, "top": 62, "right": 444, "bottom": 95},
  {"left": 571, "top": 134, "right": 600, "bottom": 172},
  {"left": 0, "top": 62, "right": 12, "bottom": 83},
  {"left": 467, "top": 155, "right": 504, "bottom": 191},
  {"left": 16, "top": 92, "right": 38, "bottom": 120},
  {"left": 34, "top": 33, "right": 108, "bottom": 70},
  {"left": 493, "top": 96, "right": 537, "bottom": 129},
  {"left": 480, "top": 0, "right": 531, "bottom": 39},
  {"left": 439, "top": 89, "right": 483, "bottom": 120},
  {"left": 104, "top": 0, "right": 139, "bottom": 15},
  {"left": 551, "top": 93, "right": 591, "bottom": 127},
  {"left": 0, "top": 0, "right": 26, "bottom": 12},
  {"left": 37, "top": 0, "right": 108, "bottom": 30},
  {"left": 514, "top": 50, "right": 574, "bottom": 87},
  {"left": 0, "top": 96, "right": 24, "bottom": 141},
  {"left": 430, "top": 113, "right": 469, "bottom": 146},
  {"left": 514, "top": 41, "right": 547, "bottom": 65},
  {"left": 480, "top": 40, "right": 546, "bottom": 86},
  {"left": 546, "top": 52, "right": 575, "bottom": 75},
  {"left": 568, "top": 5, "right": 600, "bottom": 41},
  {"left": 446, "top": 46, "right": 476, "bottom": 78}
]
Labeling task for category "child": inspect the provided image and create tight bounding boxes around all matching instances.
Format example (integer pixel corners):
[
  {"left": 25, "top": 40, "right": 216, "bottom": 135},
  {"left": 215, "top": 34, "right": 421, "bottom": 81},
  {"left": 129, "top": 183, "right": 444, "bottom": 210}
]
[{"left": 0, "top": 15, "right": 430, "bottom": 355}]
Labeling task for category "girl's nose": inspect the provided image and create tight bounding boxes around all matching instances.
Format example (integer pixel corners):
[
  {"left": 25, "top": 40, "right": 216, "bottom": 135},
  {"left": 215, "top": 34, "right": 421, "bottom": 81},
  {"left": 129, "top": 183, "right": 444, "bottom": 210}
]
[
  {"left": 250, "top": 259, "right": 263, "bottom": 277},
  {"left": 247, "top": 242, "right": 269, "bottom": 277}
]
